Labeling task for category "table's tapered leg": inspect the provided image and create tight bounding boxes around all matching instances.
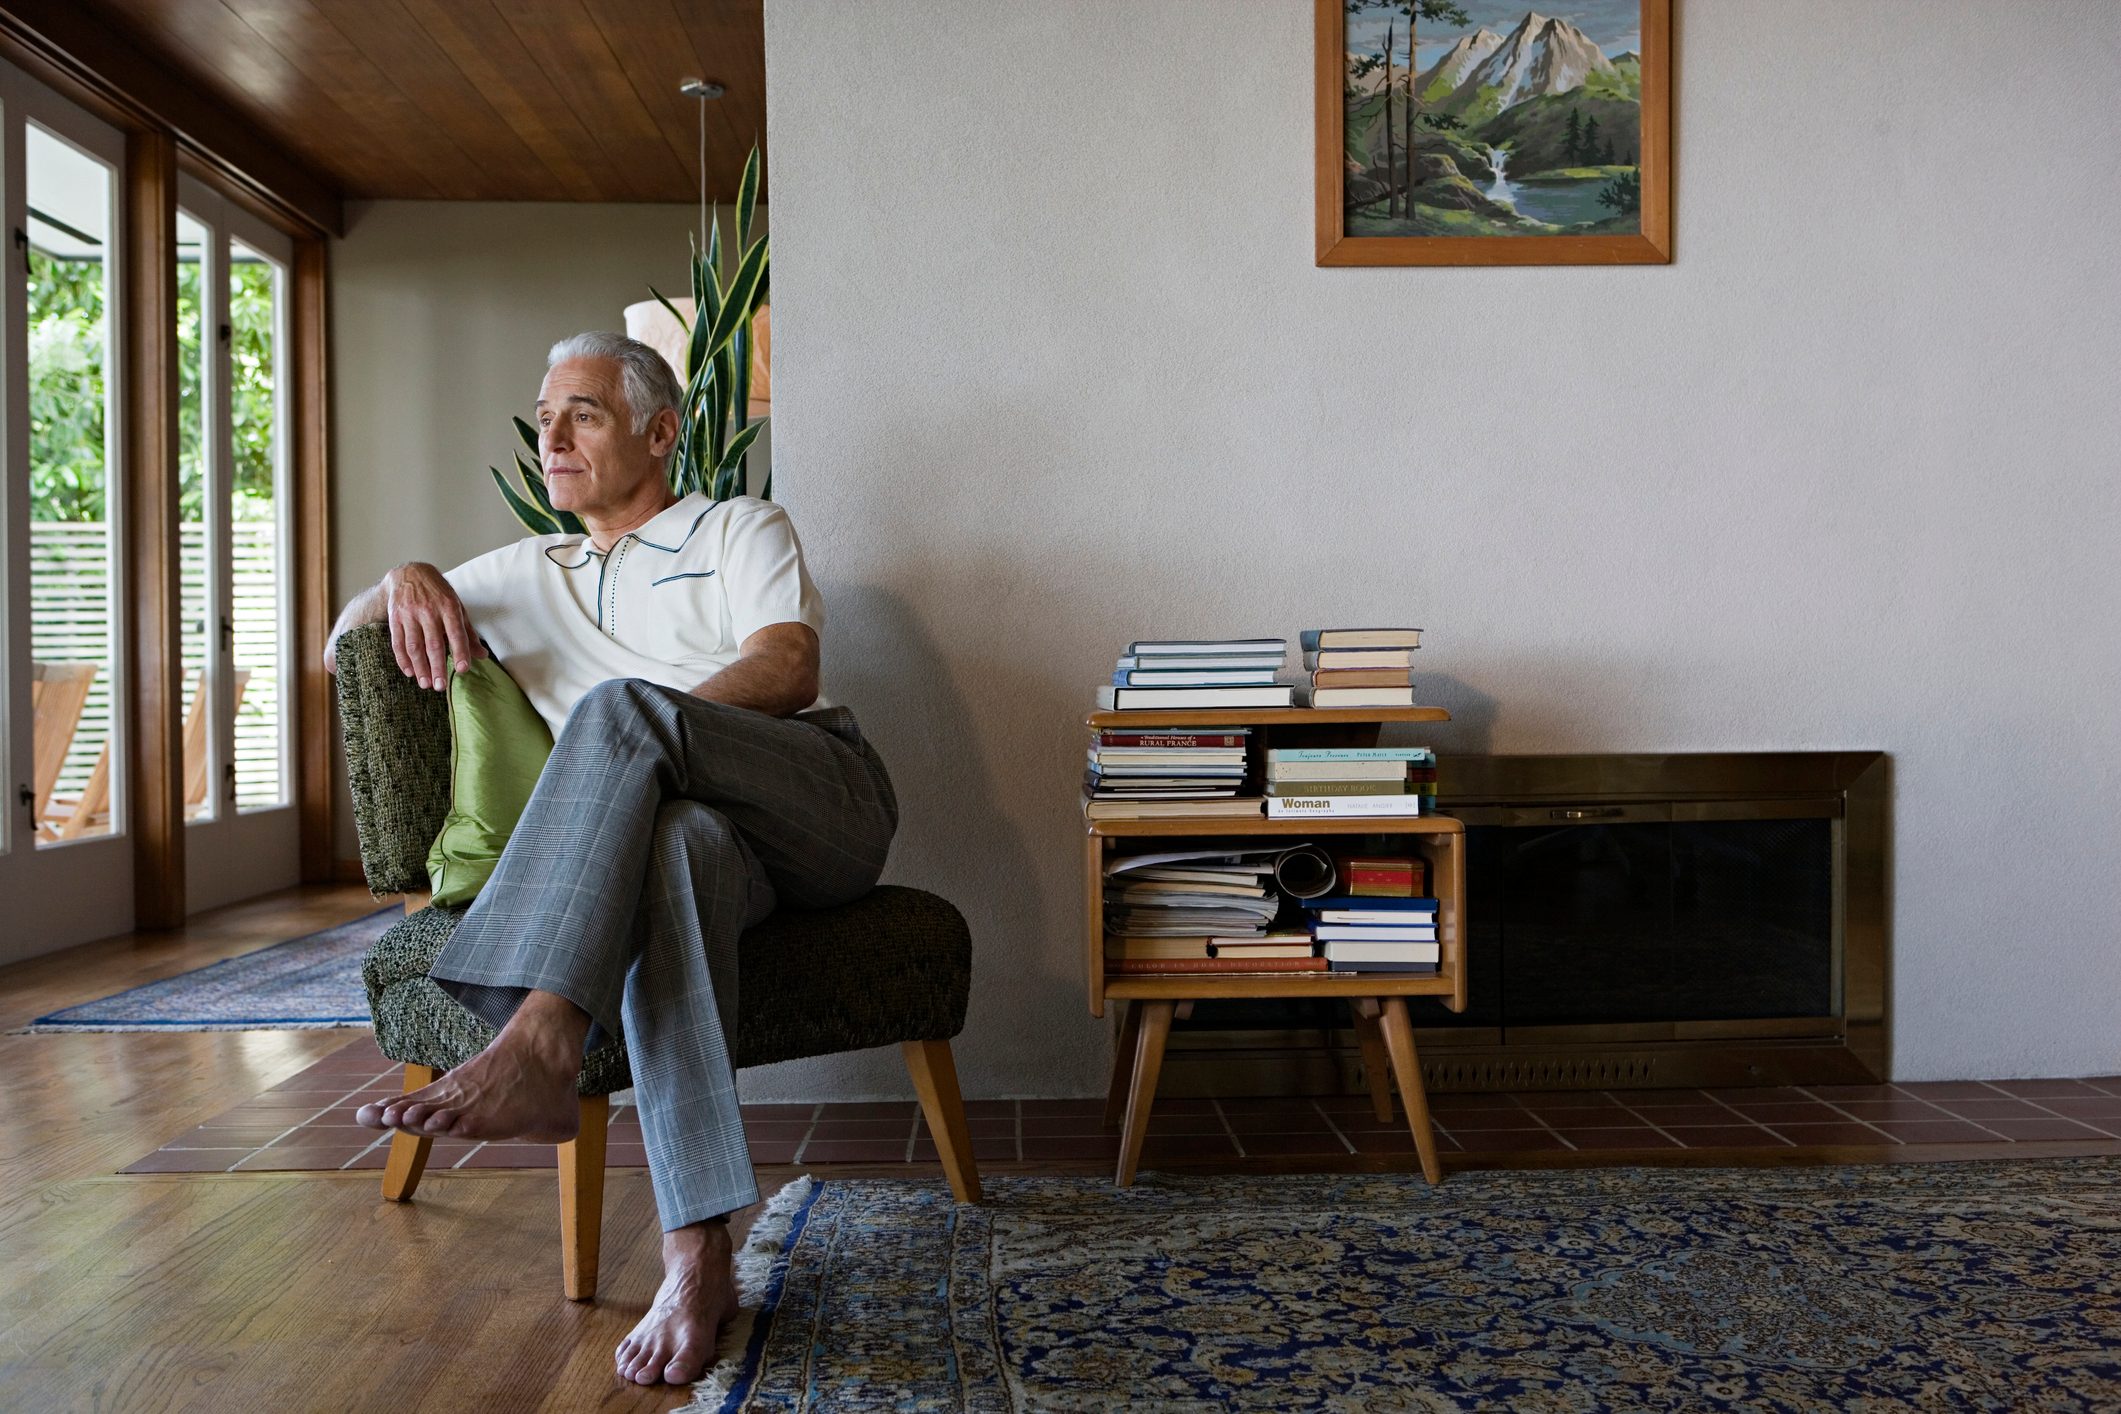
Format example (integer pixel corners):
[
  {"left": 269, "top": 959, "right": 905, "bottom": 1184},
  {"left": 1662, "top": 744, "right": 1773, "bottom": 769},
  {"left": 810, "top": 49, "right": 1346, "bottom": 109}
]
[
  {"left": 1115, "top": 1001, "right": 1175, "bottom": 1187},
  {"left": 1372, "top": 997, "right": 1443, "bottom": 1183}
]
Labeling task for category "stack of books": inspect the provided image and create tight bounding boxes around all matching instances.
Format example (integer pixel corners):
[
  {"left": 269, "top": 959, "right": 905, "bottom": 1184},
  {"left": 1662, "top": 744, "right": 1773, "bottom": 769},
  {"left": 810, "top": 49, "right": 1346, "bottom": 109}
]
[
  {"left": 1299, "top": 894, "right": 1441, "bottom": 973},
  {"left": 1264, "top": 746, "right": 1435, "bottom": 819},
  {"left": 1297, "top": 627, "right": 1421, "bottom": 708},
  {"left": 1084, "top": 725, "right": 1265, "bottom": 822},
  {"left": 1096, "top": 637, "right": 1293, "bottom": 711},
  {"left": 1103, "top": 851, "right": 1321, "bottom": 973}
]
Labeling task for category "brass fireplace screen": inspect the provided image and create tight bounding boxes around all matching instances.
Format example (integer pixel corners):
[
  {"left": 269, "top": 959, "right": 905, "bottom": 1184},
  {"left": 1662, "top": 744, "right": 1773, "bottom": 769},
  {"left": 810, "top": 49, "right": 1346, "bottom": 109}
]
[{"left": 1161, "top": 752, "right": 1888, "bottom": 1095}]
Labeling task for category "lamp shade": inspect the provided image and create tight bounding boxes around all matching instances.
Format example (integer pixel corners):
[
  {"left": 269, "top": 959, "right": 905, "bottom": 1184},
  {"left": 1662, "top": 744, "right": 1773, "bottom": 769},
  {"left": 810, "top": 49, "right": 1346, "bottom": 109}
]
[{"left": 621, "top": 298, "right": 770, "bottom": 416}]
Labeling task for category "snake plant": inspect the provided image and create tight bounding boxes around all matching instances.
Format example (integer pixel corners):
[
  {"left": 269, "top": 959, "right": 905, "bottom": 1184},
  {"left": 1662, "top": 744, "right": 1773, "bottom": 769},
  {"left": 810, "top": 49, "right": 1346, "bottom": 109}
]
[{"left": 491, "top": 144, "right": 770, "bottom": 536}]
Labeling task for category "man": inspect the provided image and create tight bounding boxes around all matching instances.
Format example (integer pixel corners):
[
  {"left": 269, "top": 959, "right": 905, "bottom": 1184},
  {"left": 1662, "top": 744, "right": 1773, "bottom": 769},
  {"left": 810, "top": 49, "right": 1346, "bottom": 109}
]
[{"left": 325, "top": 332, "right": 897, "bottom": 1387}]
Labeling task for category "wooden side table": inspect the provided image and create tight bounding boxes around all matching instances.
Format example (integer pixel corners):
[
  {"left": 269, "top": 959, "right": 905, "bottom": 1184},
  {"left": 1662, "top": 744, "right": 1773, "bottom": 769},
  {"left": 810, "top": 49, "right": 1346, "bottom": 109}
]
[{"left": 1084, "top": 707, "right": 1466, "bottom": 1186}]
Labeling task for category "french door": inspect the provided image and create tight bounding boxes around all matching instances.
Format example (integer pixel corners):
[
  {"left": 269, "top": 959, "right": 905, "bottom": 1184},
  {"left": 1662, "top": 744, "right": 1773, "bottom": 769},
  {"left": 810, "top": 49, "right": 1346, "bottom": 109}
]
[
  {"left": 0, "top": 61, "right": 132, "bottom": 961},
  {"left": 176, "top": 178, "right": 299, "bottom": 913}
]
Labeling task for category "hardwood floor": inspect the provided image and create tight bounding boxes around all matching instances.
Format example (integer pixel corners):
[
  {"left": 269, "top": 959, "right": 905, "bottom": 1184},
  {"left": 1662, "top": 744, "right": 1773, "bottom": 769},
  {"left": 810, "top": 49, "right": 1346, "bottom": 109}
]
[
  {"left": 0, "top": 887, "right": 1065, "bottom": 1411},
  {"left": 2, "top": 885, "right": 2116, "bottom": 1411}
]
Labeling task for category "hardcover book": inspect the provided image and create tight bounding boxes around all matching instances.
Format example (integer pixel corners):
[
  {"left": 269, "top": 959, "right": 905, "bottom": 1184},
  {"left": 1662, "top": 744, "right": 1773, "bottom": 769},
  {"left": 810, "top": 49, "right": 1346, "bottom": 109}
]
[
  {"left": 1106, "top": 956, "right": 1327, "bottom": 974},
  {"left": 1263, "top": 780, "right": 1408, "bottom": 797},
  {"left": 1300, "top": 628, "right": 1422, "bottom": 651},
  {"left": 1300, "top": 895, "right": 1439, "bottom": 912},
  {"left": 1263, "top": 759, "right": 1409, "bottom": 781},
  {"left": 1309, "top": 668, "right": 1417, "bottom": 688},
  {"left": 1268, "top": 747, "right": 1434, "bottom": 763},
  {"left": 1126, "top": 638, "right": 1287, "bottom": 656},
  {"left": 1094, "top": 731, "right": 1250, "bottom": 748},
  {"left": 1302, "top": 649, "right": 1418, "bottom": 669},
  {"left": 1265, "top": 795, "right": 1425, "bottom": 818},
  {"left": 1085, "top": 797, "right": 1266, "bottom": 821},
  {"left": 1295, "top": 686, "right": 1417, "bottom": 708},
  {"left": 1117, "top": 655, "right": 1286, "bottom": 671},
  {"left": 1096, "top": 685, "right": 1295, "bottom": 710},
  {"left": 1113, "top": 669, "right": 1284, "bottom": 687},
  {"left": 1320, "top": 939, "right": 1442, "bottom": 963}
]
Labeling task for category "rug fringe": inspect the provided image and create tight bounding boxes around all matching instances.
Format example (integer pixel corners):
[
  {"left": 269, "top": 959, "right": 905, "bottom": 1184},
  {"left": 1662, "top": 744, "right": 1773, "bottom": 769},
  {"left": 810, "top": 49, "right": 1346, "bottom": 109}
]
[{"left": 684, "top": 1174, "right": 816, "bottom": 1412}]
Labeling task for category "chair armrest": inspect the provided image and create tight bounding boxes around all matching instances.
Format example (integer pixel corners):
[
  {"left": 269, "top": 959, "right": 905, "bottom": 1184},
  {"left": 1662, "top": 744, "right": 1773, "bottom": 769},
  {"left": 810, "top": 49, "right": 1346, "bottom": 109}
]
[{"left": 336, "top": 622, "right": 452, "bottom": 895}]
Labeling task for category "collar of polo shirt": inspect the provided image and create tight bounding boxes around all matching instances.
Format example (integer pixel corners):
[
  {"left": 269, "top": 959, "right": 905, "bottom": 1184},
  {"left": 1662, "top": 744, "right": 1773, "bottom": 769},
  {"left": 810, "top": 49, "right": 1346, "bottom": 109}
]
[{"left": 543, "top": 494, "right": 717, "bottom": 570}]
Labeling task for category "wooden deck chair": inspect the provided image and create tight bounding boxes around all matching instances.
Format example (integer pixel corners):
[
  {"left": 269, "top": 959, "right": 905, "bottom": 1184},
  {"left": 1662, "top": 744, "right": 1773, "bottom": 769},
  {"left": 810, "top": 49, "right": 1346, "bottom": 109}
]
[
  {"left": 30, "top": 662, "right": 98, "bottom": 841},
  {"left": 49, "top": 666, "right": 252, "bottom": 838}
]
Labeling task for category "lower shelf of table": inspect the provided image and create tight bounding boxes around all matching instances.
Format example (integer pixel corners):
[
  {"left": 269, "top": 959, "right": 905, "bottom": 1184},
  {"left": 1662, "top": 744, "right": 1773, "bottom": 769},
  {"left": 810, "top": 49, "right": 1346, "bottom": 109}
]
[{"left": 1102, "top": 972, "right": 1461, "bottom": 1001}]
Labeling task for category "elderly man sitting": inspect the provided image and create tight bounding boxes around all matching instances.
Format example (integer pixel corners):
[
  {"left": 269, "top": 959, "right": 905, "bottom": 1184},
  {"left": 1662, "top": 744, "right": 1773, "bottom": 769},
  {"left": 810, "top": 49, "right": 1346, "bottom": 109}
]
[{"left": 326, "top": 332, "right": 897, "bottom": 1387}]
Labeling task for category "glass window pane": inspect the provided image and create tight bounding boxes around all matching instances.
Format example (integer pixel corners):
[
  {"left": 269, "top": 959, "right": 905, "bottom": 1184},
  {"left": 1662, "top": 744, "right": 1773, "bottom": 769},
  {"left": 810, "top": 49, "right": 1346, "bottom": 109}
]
[
  {"left": 229, "top": 240, "right": 285, "bottom": 811},
  {"left": 177, "top": 209, "right": 213, "bottom": 820},
  {"left": 26, "top": 124, "right": 117, "bottom": 846}
]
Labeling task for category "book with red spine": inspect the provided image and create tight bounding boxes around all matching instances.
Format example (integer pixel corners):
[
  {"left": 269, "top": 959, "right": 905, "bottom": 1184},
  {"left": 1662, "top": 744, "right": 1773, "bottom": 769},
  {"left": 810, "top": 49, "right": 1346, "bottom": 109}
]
[{"left": 1105, "top": 956, "right": 1329, "bottom": 974}]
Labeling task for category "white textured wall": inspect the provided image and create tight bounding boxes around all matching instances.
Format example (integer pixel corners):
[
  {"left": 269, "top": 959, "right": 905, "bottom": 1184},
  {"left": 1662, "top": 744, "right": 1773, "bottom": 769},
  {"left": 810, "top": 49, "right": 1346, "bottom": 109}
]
[
  {"left": 330, "top": 199, "right": 763, "bottom": 859},
  {"left": 755, "top": 0, "right": 2121, "bottom": 1097}
]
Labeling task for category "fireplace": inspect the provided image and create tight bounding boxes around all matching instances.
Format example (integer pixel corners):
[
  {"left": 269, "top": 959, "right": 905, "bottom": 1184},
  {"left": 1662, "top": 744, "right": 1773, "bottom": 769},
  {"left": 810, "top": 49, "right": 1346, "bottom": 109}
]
[{"left": 1157, "top": 752, "right": 1888, "bottom": 1095}]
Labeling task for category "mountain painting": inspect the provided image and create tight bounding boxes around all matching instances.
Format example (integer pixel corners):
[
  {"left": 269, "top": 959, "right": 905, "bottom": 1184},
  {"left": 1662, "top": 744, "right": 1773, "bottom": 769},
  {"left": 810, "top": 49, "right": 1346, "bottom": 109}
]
[{"left": 1316, "top": 0, "right": 1669, "bottom": 264}]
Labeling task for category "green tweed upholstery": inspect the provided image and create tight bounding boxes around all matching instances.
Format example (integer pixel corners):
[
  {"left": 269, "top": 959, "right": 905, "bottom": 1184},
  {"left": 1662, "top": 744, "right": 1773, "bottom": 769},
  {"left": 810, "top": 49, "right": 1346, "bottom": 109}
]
[
  {"left": 362, "top": 887, "right": 974, "bottom": 1092},
  {"left": 335, "top": 620, "right": 973, "bottom": 1092},
  {"left": 337, "top": 624, "right": 451, "bottom": 896}
]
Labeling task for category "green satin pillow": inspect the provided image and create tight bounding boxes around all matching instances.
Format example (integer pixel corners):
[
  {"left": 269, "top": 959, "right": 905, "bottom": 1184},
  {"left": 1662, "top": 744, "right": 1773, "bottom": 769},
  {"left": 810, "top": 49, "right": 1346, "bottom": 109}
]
[{"left": 425, "top": 655, "right": 554, "bottom": 908}]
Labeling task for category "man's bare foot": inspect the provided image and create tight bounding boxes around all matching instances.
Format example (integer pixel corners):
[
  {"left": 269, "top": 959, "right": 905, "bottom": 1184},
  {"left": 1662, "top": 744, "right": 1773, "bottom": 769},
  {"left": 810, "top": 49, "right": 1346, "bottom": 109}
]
[
  {"left": 616, "top": 1220, "right": 740, "bottom": 1386},
  {"left": 354, "top": 990, "right": 587, "bottom": 1142}
]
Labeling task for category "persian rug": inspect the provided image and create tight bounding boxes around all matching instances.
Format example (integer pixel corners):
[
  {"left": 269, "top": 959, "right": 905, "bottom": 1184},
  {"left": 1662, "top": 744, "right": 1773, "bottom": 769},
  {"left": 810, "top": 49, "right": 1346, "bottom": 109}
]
[
  {"left": 695, "top": 1160, "right": 2121, "bottom": 1412},
  {"left": 27, "top": 907, "right": 397, "bottom": 1032}
]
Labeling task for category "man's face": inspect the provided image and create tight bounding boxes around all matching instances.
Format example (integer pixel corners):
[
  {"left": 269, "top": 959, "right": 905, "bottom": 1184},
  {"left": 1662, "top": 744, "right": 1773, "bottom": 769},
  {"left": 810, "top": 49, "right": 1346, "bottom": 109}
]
[{"left": 535, "top": 357, "right": 670, "bottom": 515}]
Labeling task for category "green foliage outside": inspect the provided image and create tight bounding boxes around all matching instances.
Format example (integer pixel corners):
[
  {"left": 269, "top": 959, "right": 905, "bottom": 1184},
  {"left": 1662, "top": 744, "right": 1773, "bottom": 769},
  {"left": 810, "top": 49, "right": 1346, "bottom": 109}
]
[{"left": 30, "top": 250, "right": 277, "bottom": 525}]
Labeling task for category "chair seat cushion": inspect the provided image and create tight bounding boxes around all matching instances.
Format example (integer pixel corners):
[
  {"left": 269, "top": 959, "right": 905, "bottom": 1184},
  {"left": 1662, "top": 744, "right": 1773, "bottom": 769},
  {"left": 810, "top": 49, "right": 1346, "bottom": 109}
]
[{"left": 362, "top": 885, "right": 973, "bottom": 1093}]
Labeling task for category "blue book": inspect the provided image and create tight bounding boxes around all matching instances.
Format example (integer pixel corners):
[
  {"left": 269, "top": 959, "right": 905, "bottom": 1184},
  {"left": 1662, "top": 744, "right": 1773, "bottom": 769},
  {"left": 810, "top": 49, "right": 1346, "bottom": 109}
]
[
  {"left": 1112, "top": 669, "right": 1283, "bottom": 686},
  {"left": 1266, "top": 747, "right": 1435, "bottom": 763},
  {"left": 1299, "top": 896, "right": 1438, "bottom": 912},
  {"left": 1325, "top": 960, "right": 1438, "bottom": 974}
]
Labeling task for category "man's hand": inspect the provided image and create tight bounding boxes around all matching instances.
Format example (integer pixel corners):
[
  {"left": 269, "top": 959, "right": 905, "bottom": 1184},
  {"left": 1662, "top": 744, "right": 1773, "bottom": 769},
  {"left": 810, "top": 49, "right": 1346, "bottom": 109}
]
[{"left": 384, "top": 563, "right": 484, "bottom": 690}]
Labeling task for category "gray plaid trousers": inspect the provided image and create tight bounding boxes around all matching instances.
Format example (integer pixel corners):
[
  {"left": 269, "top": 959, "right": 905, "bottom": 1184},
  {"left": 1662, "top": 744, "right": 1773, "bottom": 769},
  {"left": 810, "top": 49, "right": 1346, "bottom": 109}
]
[{"left": 428, "top": 677, "right": 898, "bottom": 1229}]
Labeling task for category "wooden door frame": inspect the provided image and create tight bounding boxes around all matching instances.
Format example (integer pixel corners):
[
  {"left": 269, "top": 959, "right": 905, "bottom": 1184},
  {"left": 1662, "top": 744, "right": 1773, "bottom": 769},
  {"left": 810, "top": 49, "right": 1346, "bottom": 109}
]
[{"left": 2, "top": 8, "right": 341, "bottom": 920}]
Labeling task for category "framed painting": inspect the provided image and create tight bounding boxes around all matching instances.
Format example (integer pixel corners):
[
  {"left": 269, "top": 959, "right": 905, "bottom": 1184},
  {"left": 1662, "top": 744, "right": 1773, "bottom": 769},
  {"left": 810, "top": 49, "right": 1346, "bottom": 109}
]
[{"left": 1314, "top": 0, "right": 1670, "bottom": 265}]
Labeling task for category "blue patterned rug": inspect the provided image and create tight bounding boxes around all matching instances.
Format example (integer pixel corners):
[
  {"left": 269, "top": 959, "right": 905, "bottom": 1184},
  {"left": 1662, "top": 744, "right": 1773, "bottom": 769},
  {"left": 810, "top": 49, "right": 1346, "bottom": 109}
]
[
  {"left": 697, "top": 1160, "right": 2121, "bottom": 1411},
  {"left": 28, "top": 907, "right": 397, "bottom": 1032}
]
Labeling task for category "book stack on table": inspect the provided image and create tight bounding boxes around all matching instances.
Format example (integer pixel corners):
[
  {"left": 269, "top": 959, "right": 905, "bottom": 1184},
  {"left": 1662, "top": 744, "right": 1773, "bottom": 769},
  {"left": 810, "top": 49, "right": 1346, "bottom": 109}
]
[
  {"left": 1296, "top": 627, "right": 1421, "bottom": 708},
  {"left": 1086, "top": 637, "right": 1292, "bottom": 822},
  {"left": 1102, "top": 849, "right": 1324, "bottom": 974},
  {"left": 1264, "top": 746, "right": 1437, "bottom": 819},
  {"left": 1096, "top": 637, "right": 1293, "bottom": 711},
  {"left": 1300, "top": 894, "right": 1442, "bottom": 973}
]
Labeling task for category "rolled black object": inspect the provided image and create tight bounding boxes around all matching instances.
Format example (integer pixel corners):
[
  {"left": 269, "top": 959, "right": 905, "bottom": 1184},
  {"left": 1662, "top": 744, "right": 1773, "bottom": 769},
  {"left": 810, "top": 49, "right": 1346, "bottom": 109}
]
[{"left": 1272, "top": 844, "right": 1336, "bottom": 899}]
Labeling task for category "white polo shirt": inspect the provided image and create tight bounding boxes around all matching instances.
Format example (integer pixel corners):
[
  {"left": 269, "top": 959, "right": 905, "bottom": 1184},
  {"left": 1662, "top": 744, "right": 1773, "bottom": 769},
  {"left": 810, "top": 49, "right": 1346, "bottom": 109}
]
[{"left": 444, "top": 493, "right": 827, "bottom": 738}]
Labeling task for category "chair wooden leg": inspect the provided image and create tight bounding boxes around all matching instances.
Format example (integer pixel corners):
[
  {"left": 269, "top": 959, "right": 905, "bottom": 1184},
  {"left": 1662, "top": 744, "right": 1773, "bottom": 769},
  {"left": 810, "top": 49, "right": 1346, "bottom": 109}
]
[
  {"left": 1371, "top": 998, "right": 1444, "bottom": 1184},
  {"left": 904, "top": 1039, "right": 982, "bottom": 1204},
  {"left": 1103, "top": 1002, "right": 1143, "bottom": 1129},
  {"left": 559, "top": 1094, "right": 608, "bottom": 1302},
  {"left": 1116, "top": 1001, "right": 1174, "bottom": 1188},
  {"left": 379, "top": 1064, "right": 437, "bottom": 1202},
  {"left": 1351, "top": 1005, "right": 1395, "bottom": 1122}
]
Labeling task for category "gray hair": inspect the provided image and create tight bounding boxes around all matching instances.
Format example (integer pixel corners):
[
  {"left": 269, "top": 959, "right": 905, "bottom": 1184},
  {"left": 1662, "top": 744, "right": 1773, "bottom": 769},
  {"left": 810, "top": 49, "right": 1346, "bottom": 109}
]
[{"left": 546, "top": 331, "right": 685, "bottom": 439}]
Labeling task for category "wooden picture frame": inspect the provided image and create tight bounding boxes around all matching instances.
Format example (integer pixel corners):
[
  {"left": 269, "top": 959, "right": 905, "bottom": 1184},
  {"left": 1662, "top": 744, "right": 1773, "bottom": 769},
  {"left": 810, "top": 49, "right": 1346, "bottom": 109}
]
[{"left": 1315, "top": 0, "right": 1671, "bottom": 266}]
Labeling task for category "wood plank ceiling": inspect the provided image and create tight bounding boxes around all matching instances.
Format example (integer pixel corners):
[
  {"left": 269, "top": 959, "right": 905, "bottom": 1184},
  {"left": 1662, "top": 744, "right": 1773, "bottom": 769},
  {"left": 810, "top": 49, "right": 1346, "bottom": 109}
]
[{"left": 86, "top": 0, "right": 765, "bottom": 201}]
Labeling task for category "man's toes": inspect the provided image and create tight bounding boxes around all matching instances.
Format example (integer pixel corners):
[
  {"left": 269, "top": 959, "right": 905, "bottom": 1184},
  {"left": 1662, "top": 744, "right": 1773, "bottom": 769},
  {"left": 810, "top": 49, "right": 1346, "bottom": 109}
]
[
  {"left": 354, "top": 1102, "right": 389, "bottom": 1129},
  {"left": 663, "top": 1348, "right": 707, "bottom": 1385}
]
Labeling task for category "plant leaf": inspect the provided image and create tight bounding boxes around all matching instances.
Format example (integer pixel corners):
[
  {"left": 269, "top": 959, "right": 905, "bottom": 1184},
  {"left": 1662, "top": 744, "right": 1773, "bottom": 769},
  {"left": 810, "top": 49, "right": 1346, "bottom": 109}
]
[
  {"left": 648, "top": 284, "right": 692, "bottom": 341},
  {"left": 716, "top": 421, "right": 764, "bottom": 489},
  {"left": 736, "top": 144, "right": 760, "bottom": 246},
  {"left": 705, "top": 237, "right": 769, "bottom": 355},
  {"left": 490, "top": 466, "right": 558, "bottom": 535}
]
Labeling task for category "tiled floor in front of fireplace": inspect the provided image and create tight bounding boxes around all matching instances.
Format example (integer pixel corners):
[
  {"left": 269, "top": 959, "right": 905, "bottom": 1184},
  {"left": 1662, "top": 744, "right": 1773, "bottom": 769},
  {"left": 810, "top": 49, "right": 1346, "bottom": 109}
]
[{"left": 120, "top": 1035, "right": 2121, "bottom": 1174}]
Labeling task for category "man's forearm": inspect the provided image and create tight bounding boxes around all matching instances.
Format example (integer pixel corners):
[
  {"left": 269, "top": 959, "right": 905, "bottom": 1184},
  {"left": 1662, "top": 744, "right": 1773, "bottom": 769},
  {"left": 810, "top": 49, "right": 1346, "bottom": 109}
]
[{"left": 688, "top": 650, "right": 816, "bottom": 717}]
